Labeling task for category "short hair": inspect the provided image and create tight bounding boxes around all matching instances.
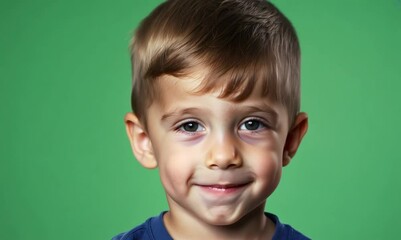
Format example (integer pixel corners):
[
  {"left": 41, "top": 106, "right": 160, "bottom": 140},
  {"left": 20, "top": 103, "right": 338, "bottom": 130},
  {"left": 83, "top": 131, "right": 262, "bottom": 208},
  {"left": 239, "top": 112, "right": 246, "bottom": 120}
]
[{"left": 130, "top": 0, "right": 301, "bottom": 125}]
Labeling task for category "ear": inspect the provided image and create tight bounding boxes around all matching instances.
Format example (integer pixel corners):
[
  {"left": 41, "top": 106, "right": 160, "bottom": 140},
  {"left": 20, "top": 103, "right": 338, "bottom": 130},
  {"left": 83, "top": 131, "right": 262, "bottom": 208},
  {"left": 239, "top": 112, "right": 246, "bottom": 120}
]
[
  {"left": 124, "top": 113, "right": 158, "bottom": 169},
  {"left": 282, "top": 112, "right": 309, "bottom": 167}
]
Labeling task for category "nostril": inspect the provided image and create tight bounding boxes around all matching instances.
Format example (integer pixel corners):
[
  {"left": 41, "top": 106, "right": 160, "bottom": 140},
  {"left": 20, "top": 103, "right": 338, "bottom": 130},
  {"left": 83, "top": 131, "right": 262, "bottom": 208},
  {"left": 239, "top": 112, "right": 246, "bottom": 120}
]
[
  {"left": 227, "top": 162, "right": 240, "bottom": 169},
  {"left": 205, "top": 137, "right": 242, "bottom": 169},
  {"left": 205, "top": 154, "right": 242, "bottom": 170}
]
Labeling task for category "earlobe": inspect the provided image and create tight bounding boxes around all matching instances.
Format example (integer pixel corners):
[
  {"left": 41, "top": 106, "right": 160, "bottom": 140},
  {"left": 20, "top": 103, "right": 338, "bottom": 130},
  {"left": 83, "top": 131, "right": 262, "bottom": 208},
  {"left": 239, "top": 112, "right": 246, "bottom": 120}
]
[
  {"left": 282, "top": 112, "right": 308, "bottom": 166},
  {"left": 124, "top": 113, "right": 158, "bottom": 169}
]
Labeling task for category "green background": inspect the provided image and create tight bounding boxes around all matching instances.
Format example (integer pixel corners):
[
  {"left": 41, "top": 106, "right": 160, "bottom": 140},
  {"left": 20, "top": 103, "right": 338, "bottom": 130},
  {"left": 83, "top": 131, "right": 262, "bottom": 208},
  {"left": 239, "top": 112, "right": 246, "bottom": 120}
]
[{"left": 1, "top": 0, "right": 400, "bottom": 239}]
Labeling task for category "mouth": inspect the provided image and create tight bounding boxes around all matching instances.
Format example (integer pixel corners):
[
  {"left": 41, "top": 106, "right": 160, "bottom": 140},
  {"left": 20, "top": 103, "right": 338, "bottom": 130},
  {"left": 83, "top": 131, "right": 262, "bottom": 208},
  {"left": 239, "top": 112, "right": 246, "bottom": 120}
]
[
  {"left": 204, "top": 183, "right": 247, "bottom": 190},
  {"left": 193, "top": 182, "right": 251, "bottom": 205},
  {"left": 196, "top": 182, "right": 250, "bottom": 194}
]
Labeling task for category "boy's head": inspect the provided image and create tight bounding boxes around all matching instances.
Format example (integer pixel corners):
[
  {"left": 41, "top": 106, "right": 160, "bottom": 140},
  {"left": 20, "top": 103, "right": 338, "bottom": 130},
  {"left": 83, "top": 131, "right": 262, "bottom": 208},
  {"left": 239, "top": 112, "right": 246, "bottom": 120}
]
[
  {"left": 130, "top": 0, "right": 301, "bottom": 127},
  {"left": 124, "top": 0, "right": 308, "bottom": 235}
]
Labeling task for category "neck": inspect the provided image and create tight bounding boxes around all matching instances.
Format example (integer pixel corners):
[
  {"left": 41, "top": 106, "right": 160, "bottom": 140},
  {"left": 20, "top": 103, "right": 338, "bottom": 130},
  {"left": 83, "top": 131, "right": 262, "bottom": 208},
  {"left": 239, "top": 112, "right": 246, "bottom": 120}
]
[{"left": 164, "top": 203, "right": 275, "bottom": 240}]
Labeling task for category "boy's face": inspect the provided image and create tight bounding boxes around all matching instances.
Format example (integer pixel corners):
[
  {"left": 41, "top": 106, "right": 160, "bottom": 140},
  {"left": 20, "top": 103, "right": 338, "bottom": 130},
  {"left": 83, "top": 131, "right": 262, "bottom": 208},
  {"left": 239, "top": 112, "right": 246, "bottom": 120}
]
[{"left": 125, "top": 71, "right": 307, "bottom": 227}]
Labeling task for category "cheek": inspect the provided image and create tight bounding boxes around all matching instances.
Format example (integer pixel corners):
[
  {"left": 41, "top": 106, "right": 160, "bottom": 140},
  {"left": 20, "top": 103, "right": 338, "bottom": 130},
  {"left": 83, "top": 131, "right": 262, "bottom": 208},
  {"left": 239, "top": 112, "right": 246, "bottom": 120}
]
[
  {"left": 249, "top": 148, "right": 283, "bottom": 191},
  {"left": 156, "top": 144, "right": 197, "bottom": 194}
]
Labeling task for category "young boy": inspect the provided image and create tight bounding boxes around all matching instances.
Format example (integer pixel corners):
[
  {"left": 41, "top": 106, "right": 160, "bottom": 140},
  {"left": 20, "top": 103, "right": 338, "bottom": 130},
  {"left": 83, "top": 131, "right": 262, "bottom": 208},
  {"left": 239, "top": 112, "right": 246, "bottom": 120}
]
[{"left": 114, "top": 0, "right": 309, "bottom": 239}]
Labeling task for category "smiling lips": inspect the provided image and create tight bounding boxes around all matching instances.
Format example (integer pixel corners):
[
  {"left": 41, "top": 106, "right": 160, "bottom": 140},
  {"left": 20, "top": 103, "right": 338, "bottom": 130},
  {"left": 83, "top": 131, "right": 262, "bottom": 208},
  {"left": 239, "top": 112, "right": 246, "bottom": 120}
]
[{"left": 197, "top": 183, "right": 250, "bottom": 194}]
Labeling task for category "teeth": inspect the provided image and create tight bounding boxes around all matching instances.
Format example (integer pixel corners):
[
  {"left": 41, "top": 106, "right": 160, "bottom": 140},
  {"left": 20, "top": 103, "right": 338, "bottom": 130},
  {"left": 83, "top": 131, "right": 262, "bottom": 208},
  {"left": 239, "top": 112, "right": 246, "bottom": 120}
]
[{"left": 209, "top": 186, "right": 228, "bottom": 191}]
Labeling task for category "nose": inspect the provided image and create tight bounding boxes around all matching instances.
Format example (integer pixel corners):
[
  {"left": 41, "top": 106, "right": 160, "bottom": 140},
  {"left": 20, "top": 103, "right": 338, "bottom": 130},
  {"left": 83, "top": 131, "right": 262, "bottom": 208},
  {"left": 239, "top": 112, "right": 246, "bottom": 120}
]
[{"left": 205, "top": 134, "right": 242, "bottom": 169}]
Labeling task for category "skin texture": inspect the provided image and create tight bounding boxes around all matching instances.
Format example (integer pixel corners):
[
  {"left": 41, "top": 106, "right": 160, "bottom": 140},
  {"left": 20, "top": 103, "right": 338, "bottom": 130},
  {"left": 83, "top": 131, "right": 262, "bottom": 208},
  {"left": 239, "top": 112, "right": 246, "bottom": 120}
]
[{"left": 125, "top": 72, "right": 308, "bottom": 240}]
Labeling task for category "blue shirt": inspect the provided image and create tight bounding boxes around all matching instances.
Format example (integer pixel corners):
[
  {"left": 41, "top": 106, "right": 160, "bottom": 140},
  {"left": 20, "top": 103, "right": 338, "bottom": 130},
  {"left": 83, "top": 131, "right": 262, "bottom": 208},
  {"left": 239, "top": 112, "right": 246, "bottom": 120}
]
[{"left": 112, "top": 212, "right": 310, "bottom": 240}]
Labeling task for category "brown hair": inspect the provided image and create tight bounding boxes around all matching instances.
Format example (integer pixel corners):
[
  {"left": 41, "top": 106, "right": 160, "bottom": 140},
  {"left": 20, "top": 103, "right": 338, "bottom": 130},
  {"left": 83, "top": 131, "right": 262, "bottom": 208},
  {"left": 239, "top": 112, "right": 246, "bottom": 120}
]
[{"left": 130, "top": 0, "right": 301, "bottom": 125}]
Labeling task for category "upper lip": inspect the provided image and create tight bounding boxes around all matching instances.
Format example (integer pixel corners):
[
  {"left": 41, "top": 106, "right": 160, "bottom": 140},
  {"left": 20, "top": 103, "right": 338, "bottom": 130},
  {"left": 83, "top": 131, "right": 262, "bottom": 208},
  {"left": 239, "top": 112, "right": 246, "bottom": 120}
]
[{"left": 195, "top": 182, "right": 250, "bottom": 188}]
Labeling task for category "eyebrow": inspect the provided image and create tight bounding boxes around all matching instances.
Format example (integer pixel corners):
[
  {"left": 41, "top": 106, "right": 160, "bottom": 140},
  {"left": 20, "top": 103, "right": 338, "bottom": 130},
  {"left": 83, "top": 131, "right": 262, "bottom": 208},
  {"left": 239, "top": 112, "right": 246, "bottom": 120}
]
[
  {"left": 161, "top": 107, "right": 206, "bottom": 122},
  {"left": 242, "top": 105, "right": 278, "bottom": 118}
]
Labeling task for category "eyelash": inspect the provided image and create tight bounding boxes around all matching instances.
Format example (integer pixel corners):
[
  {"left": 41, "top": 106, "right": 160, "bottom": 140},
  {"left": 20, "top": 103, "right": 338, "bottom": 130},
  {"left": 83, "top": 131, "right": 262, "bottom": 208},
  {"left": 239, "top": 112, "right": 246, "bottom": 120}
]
[
  {"left": 174, "top": 120, "right": 205, "bottom": 135},
  {"left": 174, "top": 117, "right": 269, "bottom": 135},
  {"left": 239, "top": 118, "right": 269, "bottom": 132}
]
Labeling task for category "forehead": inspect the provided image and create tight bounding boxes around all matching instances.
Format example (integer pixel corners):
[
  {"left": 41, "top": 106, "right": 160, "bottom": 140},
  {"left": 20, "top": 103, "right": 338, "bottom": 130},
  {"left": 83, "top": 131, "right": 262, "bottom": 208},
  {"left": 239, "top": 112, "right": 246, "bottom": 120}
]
[
  {"left": 151, "top": 72, "right": 287, "bottom": 119},
  {"left": 153, "top": 63, "right": 275, "bottom": 101}
]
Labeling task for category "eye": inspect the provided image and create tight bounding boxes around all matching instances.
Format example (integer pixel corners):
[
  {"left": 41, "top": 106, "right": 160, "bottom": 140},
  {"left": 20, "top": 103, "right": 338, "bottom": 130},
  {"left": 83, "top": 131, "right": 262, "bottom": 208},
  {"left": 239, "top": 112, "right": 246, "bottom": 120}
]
[
  {"left": 239, "top": 119, "right": 266, "bottom": 131},
  {"left": 178, "top": 121, "right": 205, "bottom": 133}
]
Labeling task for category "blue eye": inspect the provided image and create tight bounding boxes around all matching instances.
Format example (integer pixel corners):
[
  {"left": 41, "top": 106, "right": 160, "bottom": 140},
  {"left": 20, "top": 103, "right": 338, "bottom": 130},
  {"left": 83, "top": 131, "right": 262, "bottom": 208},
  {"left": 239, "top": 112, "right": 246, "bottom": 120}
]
[
  {"left": 239, "top": 119, "right": 265, "bottom": 131},
  {"left": 179, "top": 121, "right": 205, "bottom": 132}
]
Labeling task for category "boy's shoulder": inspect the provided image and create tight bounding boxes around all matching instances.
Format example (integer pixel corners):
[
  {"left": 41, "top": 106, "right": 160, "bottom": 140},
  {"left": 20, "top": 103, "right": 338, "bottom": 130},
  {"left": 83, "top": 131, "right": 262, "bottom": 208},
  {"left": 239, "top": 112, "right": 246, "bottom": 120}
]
[
  {"left": 266, "top": 213, "right": 311, "bottom": 240},
  {"left": 112, "top": 212, "right": 310, "bottom": 240}
]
